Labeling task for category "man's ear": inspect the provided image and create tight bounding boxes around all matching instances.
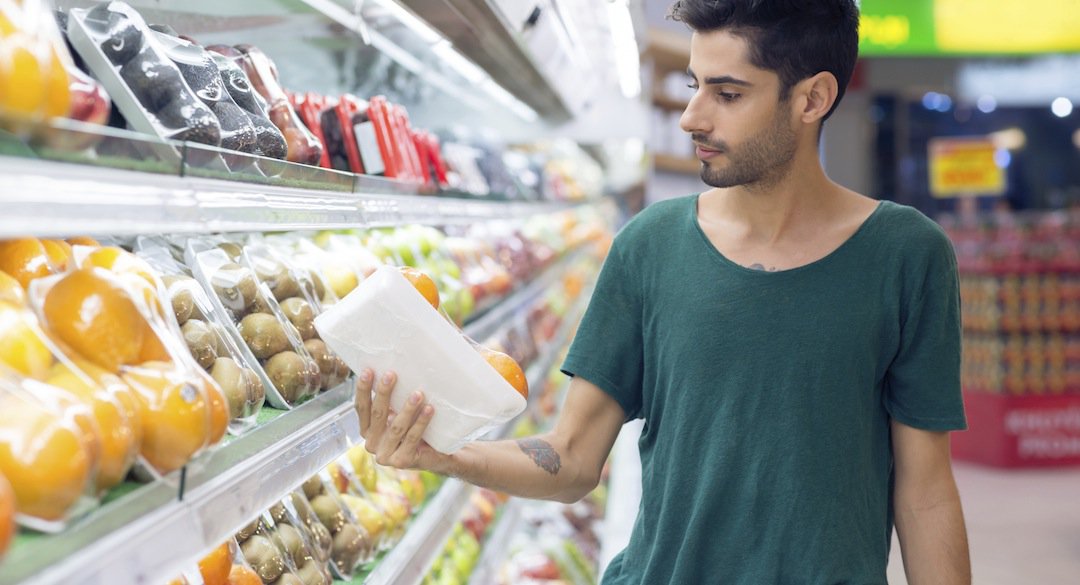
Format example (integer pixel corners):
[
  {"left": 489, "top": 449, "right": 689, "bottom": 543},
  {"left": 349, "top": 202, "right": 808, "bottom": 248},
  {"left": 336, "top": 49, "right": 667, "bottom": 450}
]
[{"left": 794, "top": 72, "right": 839, "bottom": 124}]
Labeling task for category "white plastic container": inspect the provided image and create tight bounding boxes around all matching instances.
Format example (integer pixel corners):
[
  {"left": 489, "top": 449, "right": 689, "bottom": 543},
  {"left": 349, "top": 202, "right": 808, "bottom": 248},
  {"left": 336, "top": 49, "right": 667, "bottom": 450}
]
[{"left": 314, "top": 266, "right": 526, "bottom": 453}]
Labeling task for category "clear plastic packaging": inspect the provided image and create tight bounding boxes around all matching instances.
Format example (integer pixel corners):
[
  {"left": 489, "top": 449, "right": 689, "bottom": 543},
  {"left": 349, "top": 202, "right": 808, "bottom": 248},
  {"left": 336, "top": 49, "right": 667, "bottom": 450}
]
[
  {"left": 29, "top": 249, "right": 222, "bottom": 476},
  {"left": 151, "top": 30, "right": 257, "bottom": 166},
  {"left": 65, "top": 2, "right": 221, "bottom": 148},
  {"left": 185, "top": 238, "right": 319, "bottom": 409},
  {"left": 267, "top": 494, "right": 334, "bottom": 585},
  {"left": 0, "top": 373, "right": 98, "bottom": 531},
  {"left": 205, "top": 45, "right": 287, "bottom": 161},
  {"left": 234, "top": 512, "right": 306, "bottom": 585},
  {"left": 135, "top": 238, "right": 264, "bottom": 434},
  {"left": 254, "top": 237, "right": 351, "bottom": 392},
  {"left": 232, "top": 44, "right": 323, "bottom": 166},
  {"left": 315, "top": 265, "right": 527, "bottom": 453},
  {"left": 0, "top": 0, "right": 72, "bottom": 128},
  {"left": 297, "top": 474, "right": 374, "bottom": 578},
  {"left": 289, "top": 91, "right": 333, "bottom": 169}
]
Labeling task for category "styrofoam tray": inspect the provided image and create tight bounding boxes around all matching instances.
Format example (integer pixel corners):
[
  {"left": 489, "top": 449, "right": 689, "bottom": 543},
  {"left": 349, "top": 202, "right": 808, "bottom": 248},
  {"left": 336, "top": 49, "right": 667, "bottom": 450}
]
[{"left": 315, "top": 266, "right": 526, "bottom": 453}]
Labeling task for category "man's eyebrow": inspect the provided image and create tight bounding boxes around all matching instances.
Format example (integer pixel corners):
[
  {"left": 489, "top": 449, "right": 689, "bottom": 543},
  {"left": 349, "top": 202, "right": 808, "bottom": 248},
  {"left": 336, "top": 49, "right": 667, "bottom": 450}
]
[{"left": 705, "top": 75, "right": 753, "bottom": 87}]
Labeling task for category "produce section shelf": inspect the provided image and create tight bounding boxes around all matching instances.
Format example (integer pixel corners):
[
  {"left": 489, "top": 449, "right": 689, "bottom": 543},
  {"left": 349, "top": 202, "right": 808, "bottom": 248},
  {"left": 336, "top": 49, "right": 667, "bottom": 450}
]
[
  {"left": 467, "top": 497, "right": 525, "bottom": 585},
  {"left": 0, "top": 382, "right": 360, "bottom": 585},
  {"left": 0, "top": 155, "right": 581, "bottom": 236}
]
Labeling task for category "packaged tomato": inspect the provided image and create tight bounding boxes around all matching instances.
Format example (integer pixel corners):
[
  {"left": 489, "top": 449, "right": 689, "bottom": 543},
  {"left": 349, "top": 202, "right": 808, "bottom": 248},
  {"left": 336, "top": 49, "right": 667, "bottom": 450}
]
[{"left": 232, "top": 44, "right": 323, "bottom": 166}]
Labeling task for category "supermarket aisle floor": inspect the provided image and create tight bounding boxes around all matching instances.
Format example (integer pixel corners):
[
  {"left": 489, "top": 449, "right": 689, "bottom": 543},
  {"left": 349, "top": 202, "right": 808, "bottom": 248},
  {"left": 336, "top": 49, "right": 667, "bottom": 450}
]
[{"left": 886, "top": 462, "right": 1080, "bottom": 584}]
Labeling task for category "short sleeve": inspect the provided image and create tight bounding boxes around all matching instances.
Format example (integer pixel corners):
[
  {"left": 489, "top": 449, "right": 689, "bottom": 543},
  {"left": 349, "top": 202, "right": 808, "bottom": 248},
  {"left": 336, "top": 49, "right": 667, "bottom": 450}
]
[
  {"left": 884, "top": 234, "right": 967, "bottom": 431},
  {"left": 561, "top": 243, "right": 644, "bottom": 421}
]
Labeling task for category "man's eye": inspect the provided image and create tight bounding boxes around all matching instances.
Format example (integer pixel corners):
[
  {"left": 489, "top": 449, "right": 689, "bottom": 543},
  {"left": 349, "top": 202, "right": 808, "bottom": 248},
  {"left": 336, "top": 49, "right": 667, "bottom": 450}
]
[
  {"left": 718, "top": 92, "right": 741, "bottom": 102},
  {"left": 687, "top": 83, "right": 699, "bottom": 90}
]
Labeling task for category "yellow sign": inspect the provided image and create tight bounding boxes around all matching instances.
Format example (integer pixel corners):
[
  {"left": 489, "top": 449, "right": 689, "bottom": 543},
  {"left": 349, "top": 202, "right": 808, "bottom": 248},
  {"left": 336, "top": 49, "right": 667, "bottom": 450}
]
[
  {"left": 928, "top": 138, "right": 1006, "bottom": 198},
  {"left": 934, "top": 0, "right": 1080, "bottom": 53}
]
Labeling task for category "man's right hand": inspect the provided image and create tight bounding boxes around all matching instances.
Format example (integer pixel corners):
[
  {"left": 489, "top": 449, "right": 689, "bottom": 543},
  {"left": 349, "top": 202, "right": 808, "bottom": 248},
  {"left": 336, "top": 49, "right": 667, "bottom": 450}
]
[{"left": 355, "top": 368, "right": 447, "bottom": 472}]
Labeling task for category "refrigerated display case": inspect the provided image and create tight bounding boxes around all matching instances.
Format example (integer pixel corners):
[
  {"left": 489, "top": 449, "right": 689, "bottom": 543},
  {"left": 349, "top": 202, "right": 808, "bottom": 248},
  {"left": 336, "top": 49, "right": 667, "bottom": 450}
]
[{"left": 0, "top": 1, "right": 635, "bottom": 583}]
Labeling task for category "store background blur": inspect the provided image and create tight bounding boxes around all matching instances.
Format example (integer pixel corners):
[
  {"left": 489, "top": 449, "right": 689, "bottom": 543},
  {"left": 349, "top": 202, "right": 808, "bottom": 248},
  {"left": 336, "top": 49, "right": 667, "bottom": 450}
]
[{"left": 639, "top": 1, "right": 1080, "bottom": 583}]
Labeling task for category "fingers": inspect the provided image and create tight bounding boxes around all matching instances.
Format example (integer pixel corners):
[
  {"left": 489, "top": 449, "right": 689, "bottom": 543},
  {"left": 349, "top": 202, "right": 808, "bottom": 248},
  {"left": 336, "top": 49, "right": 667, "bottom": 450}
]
[
  {"left": 375, "top": 390, "right": 427, "bottom": 466},
  {"left": 366, "top": 370, "right": 396, "bottom": 450},
  {"left": 354, "top": 369, "right": 374, "bottom": 436}
]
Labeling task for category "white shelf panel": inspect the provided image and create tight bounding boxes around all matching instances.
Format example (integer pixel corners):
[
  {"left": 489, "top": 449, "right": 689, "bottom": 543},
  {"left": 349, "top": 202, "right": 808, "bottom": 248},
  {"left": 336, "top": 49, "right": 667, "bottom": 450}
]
[
  {"left": 0, "top": 156, "right": 579, "bottom": 236},
  {"left": 1, "top": 382, "right": 360, "bottom": 585}
]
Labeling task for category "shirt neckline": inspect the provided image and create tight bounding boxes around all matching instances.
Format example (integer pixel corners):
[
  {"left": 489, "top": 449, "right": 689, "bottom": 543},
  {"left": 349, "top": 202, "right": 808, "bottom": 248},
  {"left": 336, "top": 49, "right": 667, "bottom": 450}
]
[{"left": 689, "top": 194, "right": 889, "bottom": 276}]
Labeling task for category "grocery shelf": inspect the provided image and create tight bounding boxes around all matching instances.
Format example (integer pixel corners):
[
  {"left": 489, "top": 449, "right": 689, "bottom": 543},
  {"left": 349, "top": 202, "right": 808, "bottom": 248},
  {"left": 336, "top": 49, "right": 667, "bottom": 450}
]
[
  {"left": 0, "top": 382, "right": 359, "bottom": 585},
  {"left": 467, "top": 497, "right": 525, "bottom": 585},
  {"left": 464, "top": 247, "right": 587, "bottom": 343},
  {"left": 0, "top": 155, "right": 581, "bottom": 236},
  {"left": 362, "top": 478, "right": 474, "bottom": 585}
]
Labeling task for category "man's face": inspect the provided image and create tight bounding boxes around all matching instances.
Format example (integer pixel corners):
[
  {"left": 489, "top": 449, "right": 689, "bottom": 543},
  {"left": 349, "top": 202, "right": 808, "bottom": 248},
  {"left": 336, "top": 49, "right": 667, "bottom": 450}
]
[{"left": 679, "top": 30, "right": 798, "bottom": 189}]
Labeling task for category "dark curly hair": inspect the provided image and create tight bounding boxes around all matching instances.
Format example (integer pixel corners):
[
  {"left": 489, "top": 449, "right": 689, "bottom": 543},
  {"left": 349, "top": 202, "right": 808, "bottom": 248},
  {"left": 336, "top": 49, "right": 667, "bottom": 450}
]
[{"left": 669, "top": 0, "right": 859, "bottom": 121}]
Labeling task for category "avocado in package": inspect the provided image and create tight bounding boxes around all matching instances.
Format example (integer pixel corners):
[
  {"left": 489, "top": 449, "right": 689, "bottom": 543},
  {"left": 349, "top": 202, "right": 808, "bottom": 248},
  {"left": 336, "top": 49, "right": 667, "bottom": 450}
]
[
  {"left": 315, "top": 265, "right": 527, "bottom": 453},
  {"left": 206, "top": 44, "right": 287, "bottom": 160},
  {"left": 135, "top": 237, "right": 264, "bottom": 435},
  {"left": 185, "top": 238, "right": 320, "bottom": 409},
  {"left": 150, "top": 30, "right": 258, "bottom": 165},
  {"left": 65, "top": 1, "right": 222, "bottom": 147},
  {"left": 231, "top": 44, "right": 323, "bottom": 166}
]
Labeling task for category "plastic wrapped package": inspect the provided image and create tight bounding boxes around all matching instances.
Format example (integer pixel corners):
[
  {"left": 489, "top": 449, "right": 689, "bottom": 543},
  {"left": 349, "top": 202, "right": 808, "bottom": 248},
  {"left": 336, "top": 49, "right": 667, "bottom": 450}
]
[
  {"left": 135, "top": 239, "right": 264, "bottom": 434},
  {"left": 317, "top": 94, "right": 391, "bottom": 177},
  {"left": 297, "top": 474, "right": 374, "bottom": 578},
  {"left": 289, "top": 92, "right": 333, "bottom": 169},
  {"left": 65, "top": 1, "right": 221, "bottom": 147},
  {"left": 364, "top": 96, "right": 401, "bottom": 179},
  {"left": 0, "top": 265, "right": 147, "bottom": 496},
  {"left": 263, "top": 235, "right": 342, "bottom": 309},
  {"left": 28, "top": 249, "right": 222, "bottom": 476},
  {"left": 255, "top": 237, "right": 351, "bottom": 392},
  {"left": 0, "top": 0, "right": 72, "bottom": 127},
  {"left": 283, "top": 489, "right": 333, "bottom": 570},
  {"left": 0, "top": 373, "right": 99, "bottom": 531},
  {"left": 205, "top": 45, "right": 287, "bottom": 160},
  {"left": 234, "top": 513, "right": 308, "bottom": 585},
  {"left": 267, "top": 495, "right": 334, "bottom": 585},
  {"left": 315, "top": 265, "right": 527, "bottom": 453},
  {"left": 185, "top": 239, "right": 319, "bottom": 409},
  {"left": 151, "top": 30, "right": 258, "bottom": 164},
  {"left": 231, "top": 44, "right": 322, "bottom": 166}
]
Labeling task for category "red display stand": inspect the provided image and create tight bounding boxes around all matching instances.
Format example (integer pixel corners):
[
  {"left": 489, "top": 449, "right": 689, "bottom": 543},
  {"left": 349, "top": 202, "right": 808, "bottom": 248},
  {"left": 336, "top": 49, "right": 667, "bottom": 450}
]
[{"left": 952, "top": 390, "right": 1080, "bottom": 467}]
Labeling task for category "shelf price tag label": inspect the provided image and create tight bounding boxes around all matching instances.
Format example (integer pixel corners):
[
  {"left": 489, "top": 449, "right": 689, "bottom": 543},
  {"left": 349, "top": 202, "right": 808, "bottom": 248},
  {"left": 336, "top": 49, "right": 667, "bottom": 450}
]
[{"left": 928, "top": 137, "right": 1006, "bottom": 198}]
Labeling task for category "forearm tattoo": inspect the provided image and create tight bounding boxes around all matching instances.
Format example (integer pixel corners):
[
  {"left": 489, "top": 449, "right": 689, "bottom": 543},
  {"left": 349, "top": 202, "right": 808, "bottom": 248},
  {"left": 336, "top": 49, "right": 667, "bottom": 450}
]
[{"left": 516, "top": 438, "right": 561, "bottom": 475}]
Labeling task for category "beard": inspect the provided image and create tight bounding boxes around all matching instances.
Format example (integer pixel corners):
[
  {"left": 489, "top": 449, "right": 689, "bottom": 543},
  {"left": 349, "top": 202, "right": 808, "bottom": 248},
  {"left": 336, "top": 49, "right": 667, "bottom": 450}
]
[{"left": 695, "top": 109, "right": 797, "bottom": 189}]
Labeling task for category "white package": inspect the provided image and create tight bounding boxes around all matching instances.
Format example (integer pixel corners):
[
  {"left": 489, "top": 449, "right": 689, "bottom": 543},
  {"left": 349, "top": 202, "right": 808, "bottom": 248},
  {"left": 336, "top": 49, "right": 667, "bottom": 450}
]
[{"left": 315, "top": 265, "right": 526, "bottom": 453}]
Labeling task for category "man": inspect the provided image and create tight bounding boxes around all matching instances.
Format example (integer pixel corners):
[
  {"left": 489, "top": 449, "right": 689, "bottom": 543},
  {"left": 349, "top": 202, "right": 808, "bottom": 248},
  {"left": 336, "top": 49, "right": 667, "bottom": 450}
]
[{"left": 355, "top": 1, "right": 971, "bottom": 583}]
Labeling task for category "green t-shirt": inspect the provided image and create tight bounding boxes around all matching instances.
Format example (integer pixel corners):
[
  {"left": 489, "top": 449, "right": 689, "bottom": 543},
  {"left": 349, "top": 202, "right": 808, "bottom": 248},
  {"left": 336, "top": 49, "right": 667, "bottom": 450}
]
[{"left": 561, "top": 195, "right": 967, "bottom": 584}]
